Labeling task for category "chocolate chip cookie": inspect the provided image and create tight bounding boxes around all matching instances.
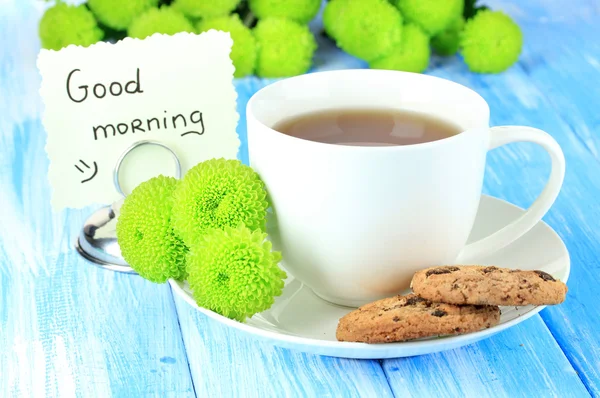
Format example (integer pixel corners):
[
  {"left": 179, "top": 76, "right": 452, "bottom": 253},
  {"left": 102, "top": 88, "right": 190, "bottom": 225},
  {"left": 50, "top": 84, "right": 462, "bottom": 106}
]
[
  {"left": 336, "top": 293, "right": 500, "bottom": 343},
  {"left": 411, "top": 265, "right": 568, "bottom": 306}
]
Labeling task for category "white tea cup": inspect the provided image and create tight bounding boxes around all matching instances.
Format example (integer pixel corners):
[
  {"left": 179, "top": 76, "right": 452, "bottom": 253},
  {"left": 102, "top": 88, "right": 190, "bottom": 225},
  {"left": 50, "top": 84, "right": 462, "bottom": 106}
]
[{"left": 247, "top": 69, "right": 565, "bottom": 307}]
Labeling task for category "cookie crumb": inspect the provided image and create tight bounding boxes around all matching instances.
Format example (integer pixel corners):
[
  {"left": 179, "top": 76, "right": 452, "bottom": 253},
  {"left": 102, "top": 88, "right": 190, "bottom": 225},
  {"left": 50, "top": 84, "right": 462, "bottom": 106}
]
[
  {"left": 431, "top": 309, "right": 447, "bottom": 317},
  {"left": 534, "top": 270, "right": 556, "bottom": 282},
  {"left": 405, "top": 296, "right": 427, "bottom": 306},
  {"left": 426, "top": 266, "right": 460, "bottom": 277},
  {"left": 482, "top": 266, "right": 498, "bottom": 273}
]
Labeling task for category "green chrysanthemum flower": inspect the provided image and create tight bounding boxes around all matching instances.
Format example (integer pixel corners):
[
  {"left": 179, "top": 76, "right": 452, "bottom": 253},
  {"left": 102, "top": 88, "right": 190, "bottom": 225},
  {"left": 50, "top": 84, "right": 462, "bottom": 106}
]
[
  {"left": 249, "top": 0, "right": 321, "bottom": 24},
  {"left": 431, "top": 17, "right": 465, "bottom": 56},
  {"left": 39, "top": 3, "right": 104, "bottom": 51},
  {"left": 88, "top": 0, "right": 159, "bottom": 31},
  {"left": 187, "top": 225, "right": 286, "bottom": 321},
  {"left": 116, "top": 176, "right": 188, "bottom": 283},
  {"left": 172, "top": 0, "right": 240, "bottom": 19},
  {"left": 254, "top": 18, "right": 316, "bottom": 77},
  {"left": 197, "top": 15, "right": 256, "bottom": 78},
  {"left": 172, "top": 159, "right": 269, "bottom": 246},
  {"left": 324, "top": 0, "right": 402, "bottom": 62},
  {"left": 395, "top": 0, "right": 463, "bottom": 36},
  {"left": 370, "top": 24, "right": 430, "bottom": 73},
  {"left": 128, "top": 7, "right": 195, "bottom": 39},
  {"left": 461, "top": 10, "right": 523, "bottom": 73}
]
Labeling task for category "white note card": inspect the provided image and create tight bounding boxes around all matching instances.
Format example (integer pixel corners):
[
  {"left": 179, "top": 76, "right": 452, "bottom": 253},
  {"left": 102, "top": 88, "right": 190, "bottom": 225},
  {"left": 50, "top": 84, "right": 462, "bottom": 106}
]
[{"left": 38, "top": 31, "right": 240, "bottom": 210}]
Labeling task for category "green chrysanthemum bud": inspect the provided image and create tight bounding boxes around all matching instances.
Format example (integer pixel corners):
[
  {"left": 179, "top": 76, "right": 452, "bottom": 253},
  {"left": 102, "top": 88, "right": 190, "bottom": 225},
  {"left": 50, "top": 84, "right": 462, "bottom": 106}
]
[
  {"left": 324, "top": 0, "right": 403, "bottom": 62},
  {"left": 460, "top": 10, "right": 523, "bottom": 73},
  {"left": 395, "top": 0, "right": 463, "bottom": 36},
  {"left": 249, "top": 0, "right": 321, "bottom": 24},
  {"left": 172, "top": 159, "right": 269, "bottom": 246},
  {"left": 116, "top": 176, "right": 188, "bottom": 283},
  {"left": 370, "top": 24, "right": 430, "bottom": 73},
  {"left": 198, "top": 15, "right": 256, "bottom": 78},
  {"left": 128, "top": 7, "right": 195, "bottom": 40},
  {"left": 254, "top": 18, "right": 316, "bottom": 77},
  {"left": 88, "top": 0, "right": 159, "bottom": 31},
  {"left": 39, "top": 3, "right": 104, "bottom": 51},
  {"left": 187, "top": 225, "right": 286, "bottom": 321},
  {"left": 172, "top": 0, "right": 240, "bottom": 19},
  {"left": 431, "top": 17, "right": 465, "bottom": 56}
]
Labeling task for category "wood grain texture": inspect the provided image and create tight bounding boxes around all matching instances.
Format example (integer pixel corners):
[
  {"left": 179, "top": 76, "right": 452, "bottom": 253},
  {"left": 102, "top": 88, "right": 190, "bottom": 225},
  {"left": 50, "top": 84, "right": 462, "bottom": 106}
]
[
  {"left": 490, "top": 1, "right": 600, "bottom": 159},
  {"left": 2, "top": 0, "right": 600, "bottom": 397},
  {"left": 173, "top": 292, "right": 395, "bottom": 398},
  {"left": 0, "top": 252, "right": 196, "bottom": 398},
  {"left": 383, "top": 318, "right": 588, "bottom": 398},
  {"left": 487, "top": 0, "right": 600, "bottom": 22}
]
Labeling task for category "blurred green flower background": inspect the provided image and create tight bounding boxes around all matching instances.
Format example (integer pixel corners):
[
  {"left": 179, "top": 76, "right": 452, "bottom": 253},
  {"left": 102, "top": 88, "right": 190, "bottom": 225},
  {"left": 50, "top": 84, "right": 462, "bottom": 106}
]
[{"left": 39, "top": 0, "right": 523, "bottom": 77}]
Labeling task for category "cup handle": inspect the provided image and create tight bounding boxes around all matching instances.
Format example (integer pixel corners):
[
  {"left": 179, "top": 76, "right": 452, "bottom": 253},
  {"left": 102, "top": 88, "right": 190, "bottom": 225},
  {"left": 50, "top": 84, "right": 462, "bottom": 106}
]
[{"left": 457, "top": 126, "right": 566, "bottom": 262}]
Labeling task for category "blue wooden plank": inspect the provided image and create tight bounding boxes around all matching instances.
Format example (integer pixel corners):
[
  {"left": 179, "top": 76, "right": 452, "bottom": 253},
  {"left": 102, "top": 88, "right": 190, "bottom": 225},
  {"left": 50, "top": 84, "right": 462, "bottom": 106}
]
[
  {"left": 384, "top": 318, "right": 589, "bottom": 397},
  {"left": 518, "top": 22, "right": 600, "bottom": 158},
  {"left": 0, "top": 253, "right": 195, "bottom": 398},
  {"left": 172, "top": 291, "right": 395, "bottom": 398}
]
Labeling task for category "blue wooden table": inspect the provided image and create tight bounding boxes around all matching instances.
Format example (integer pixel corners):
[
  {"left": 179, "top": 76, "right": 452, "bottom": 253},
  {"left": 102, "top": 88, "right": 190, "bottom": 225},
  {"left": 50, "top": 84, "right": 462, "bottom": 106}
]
[{"left": 2, "top": 0, "right": 599, "bottom": 396}]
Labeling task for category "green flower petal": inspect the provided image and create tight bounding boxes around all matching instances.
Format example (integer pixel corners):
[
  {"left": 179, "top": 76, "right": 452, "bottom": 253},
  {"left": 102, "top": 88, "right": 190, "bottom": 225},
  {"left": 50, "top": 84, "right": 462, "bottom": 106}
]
[
  {"left": 395, "top": 0, "right": 463, "bottom": 36},
  {"left": 249, "top": 0, "right": 321, "bottom": 24},
  {"left": 370, "top": 24, "right": 430, "bottom": 73},
  {"left": 187, "top": 225, "right": 286, "bottom": 321},
  {"left": 172, "top": 159, "right": 269, "bottom": 246},
  {"left": 39, "top": 3, "right": 104, "bottom": 51},
  {"left": 172, "top": 0, "right": 241, "bottom": 19},
  {"left": 460, "top": 10, "right": 523, "bottom": 73},
  {"left": 116, "top": 175, "right": 188, "bottom": 283},
  {"left": 254, "top": 18, "right": 316, "bottom": 78},
  {"left": 128, "top": 7, "right": 195, "bottom": 39},
  {"left": 324, "top": 0, "right": 403, "bottom": 62},
  {"left": 88, "top": 0, "right": 159, "bottom": 31}
]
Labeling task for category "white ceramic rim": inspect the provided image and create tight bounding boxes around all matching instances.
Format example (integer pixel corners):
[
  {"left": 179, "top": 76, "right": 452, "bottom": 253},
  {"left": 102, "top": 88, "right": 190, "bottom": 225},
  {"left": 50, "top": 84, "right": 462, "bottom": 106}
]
[{"left": 246, "top": 69, "right": 492, "bottom": 152}]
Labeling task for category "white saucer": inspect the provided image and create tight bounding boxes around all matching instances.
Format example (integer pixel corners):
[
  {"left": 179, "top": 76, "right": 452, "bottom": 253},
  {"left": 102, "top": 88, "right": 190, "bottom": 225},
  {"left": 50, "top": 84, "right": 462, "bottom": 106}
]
[{"left": 169, "top": 195, "right": 570, "bottom": 359}]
